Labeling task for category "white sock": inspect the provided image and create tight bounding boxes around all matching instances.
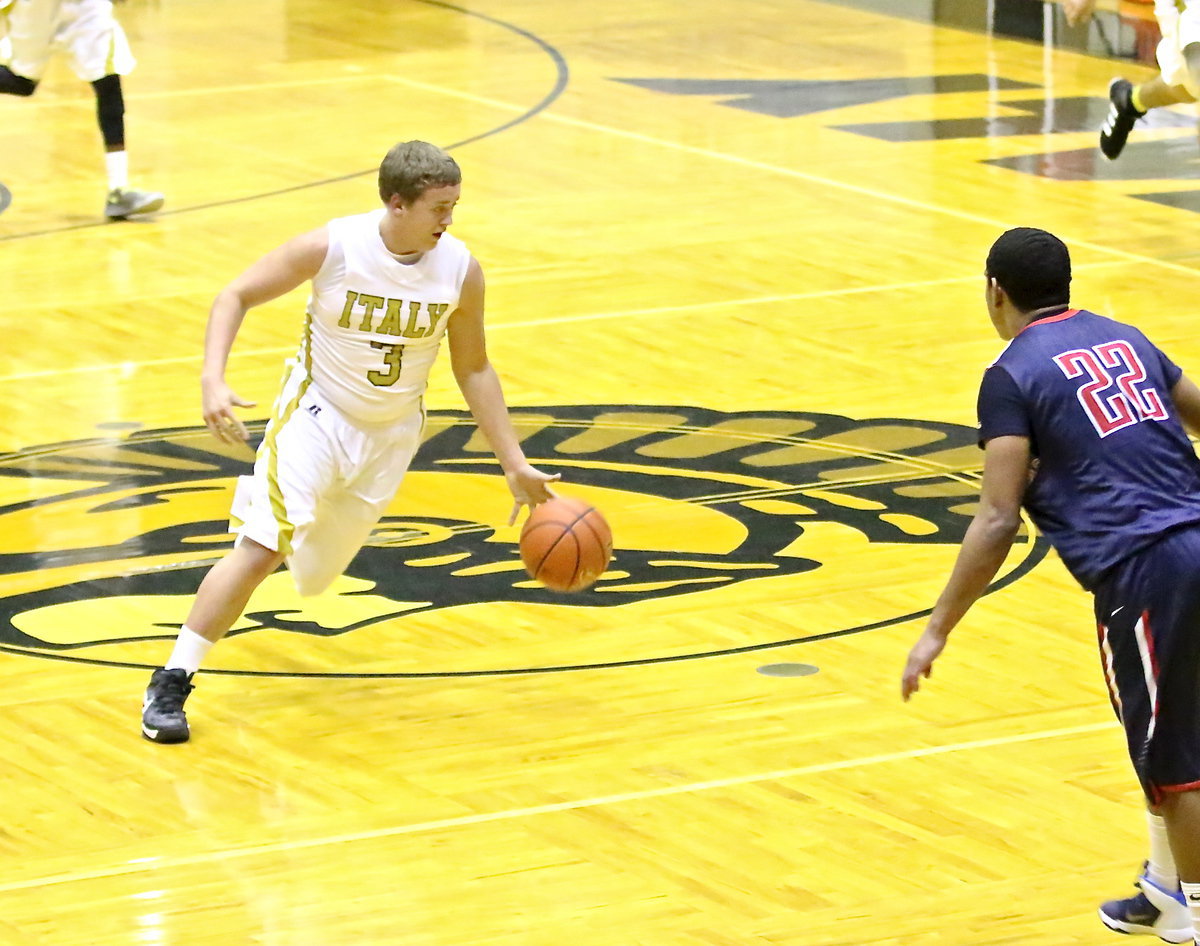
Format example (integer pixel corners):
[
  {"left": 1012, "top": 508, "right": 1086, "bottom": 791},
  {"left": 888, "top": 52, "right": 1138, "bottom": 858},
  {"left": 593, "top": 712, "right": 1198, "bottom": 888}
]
[
  {"left": 1146, "top": 811, "right": 1180, "bottom": 891},
  {"left": 165, "top": 626, "right": 213, "bottom": 675},
  {"left": 1179, "top": 881, "right": 1200, "bottom": 942},
  {"left": 104, "top": 149, "right": 128, "bottom": 191}
]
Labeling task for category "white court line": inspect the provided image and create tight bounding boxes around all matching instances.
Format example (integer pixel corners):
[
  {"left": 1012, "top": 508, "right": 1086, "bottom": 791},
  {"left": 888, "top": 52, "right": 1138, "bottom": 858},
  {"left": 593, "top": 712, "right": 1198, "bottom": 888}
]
[
  {"left": 4, "top": 66, "right": 1185, "bottom": 382},
  {"left": 376, "top": 75, "right": 1200, "bottom": 278},
  {"left": 0, "top": 262, "right": 1126, "bottom": 384},
  {"left": 0, "top": 718, "right": 1113, "bottom": 894},
  {"left": 12, "top": 53, "right": 1198, "bottom": 282}
]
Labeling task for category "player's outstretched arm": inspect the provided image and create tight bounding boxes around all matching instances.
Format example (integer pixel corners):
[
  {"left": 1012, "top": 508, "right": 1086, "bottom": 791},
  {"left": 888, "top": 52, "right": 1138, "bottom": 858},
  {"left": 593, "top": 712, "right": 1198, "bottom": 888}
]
[
  {"left": 201, "top": 227, "right": 329, "bottom": 444},
  {"left": 448, "top": 257, "right": 560, "bottom": 524},
  {"left": 901, "top": 435, "right": 1029, "bottom": 700}
]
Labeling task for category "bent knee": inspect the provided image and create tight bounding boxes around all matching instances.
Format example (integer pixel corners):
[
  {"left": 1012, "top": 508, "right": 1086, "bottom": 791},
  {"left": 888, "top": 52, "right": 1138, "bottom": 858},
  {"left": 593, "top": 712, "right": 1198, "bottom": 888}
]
[{"left": 234, "top": 535, "right": 286, "bottom": 579}]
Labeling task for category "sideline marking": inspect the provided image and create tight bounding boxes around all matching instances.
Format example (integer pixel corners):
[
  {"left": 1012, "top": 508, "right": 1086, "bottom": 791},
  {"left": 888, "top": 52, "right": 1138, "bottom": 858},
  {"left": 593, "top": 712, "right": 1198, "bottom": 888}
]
[{"left": 0, "top": 719, "right": 1114, "bottom": 893}]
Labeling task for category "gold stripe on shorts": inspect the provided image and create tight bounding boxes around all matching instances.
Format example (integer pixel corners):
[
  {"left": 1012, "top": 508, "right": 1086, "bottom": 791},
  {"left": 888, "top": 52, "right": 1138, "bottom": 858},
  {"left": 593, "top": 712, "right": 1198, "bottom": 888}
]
[{"left": 265, "top": 318, "right": 315, "bottom": 556}]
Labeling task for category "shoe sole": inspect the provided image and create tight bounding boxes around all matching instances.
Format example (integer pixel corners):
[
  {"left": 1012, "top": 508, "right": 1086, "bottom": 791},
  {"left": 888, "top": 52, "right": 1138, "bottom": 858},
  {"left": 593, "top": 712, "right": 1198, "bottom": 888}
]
[
  {"left": 142, "top": 724, "right": 189, "bottom": 744},
  {"left": 1099, "top": 908, "right": 1194, "bottom": 943},
  {"left": 106, "top": 196, "right": 165, "bottom": 220},
  {"left": 1099, "top": 906, "right": 1158, "bottom": 936}
]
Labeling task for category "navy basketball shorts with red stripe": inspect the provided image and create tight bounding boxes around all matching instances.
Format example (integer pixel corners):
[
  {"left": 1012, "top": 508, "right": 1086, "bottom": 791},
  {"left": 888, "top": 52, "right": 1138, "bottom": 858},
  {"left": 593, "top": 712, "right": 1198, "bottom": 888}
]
[{"left": 1092, "top": 523, "right": 1200, "bottom": 804}]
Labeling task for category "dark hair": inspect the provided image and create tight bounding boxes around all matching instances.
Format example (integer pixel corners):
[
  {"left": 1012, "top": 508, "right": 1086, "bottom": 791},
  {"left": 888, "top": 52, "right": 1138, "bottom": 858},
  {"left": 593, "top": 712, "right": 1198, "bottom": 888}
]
[
  {"left": 378, "top": 140, "right": 461, "bottom": 205},
  {"left": 984, "top": 227, "right": 1071, "bottom": 312}
]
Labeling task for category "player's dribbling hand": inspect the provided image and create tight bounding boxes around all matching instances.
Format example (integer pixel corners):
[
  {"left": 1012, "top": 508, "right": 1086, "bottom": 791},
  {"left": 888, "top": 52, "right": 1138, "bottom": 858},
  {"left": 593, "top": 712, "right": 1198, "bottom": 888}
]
[
  {"left": 201, "top": 377, "right": 256, "bottom": 444},
  {"left": 505, "top": 464, "right": 561, "bottom": 526},
  {"left": 901, "top": 627, "right": 949, "bottom": 701}
]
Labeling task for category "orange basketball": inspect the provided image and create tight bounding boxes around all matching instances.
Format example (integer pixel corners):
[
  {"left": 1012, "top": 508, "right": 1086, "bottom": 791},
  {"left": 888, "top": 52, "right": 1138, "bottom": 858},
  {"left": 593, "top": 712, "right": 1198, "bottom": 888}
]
[{"left": 519, "top": 497, "right": 613, "bottom": 592}]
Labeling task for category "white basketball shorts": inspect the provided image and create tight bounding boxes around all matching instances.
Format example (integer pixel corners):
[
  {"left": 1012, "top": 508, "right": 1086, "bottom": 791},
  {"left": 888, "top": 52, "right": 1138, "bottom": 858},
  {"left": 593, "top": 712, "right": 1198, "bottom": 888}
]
[
  {"left": 1157, "top": 1, "right": 1200, "bottom": 98},
  {"left": 2, "top": 0, "right": 135, "bottom": 83},
  {"left": 231, "top": 362, "right": 424, "bottom": 597}
]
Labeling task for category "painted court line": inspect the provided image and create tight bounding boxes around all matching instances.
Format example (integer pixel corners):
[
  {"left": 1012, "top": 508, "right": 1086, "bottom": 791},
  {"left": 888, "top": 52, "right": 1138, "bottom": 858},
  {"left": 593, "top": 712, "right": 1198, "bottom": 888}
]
[
  {"left": 375, "top": 73, "right": 1200, "bottom": 279},
  {"left": 0, "top": 263, "right": 1123, "bottom": 385},
  {"left": 0, "top": 719, "right": 1112, "bottom": 893}
]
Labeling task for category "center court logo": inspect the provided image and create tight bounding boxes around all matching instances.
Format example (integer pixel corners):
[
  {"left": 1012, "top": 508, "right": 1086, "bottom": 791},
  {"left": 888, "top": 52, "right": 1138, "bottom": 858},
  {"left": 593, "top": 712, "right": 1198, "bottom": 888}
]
[{"left": 0, "top": 405, "right": 1045, "bottom": 675}]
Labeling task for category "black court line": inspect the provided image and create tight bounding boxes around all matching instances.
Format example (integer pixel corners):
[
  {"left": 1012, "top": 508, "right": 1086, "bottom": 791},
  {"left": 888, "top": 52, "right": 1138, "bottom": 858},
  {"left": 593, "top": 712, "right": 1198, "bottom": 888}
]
[
  {"left": 0, "top": 535, "right": 1050, "bottom": 678},
  {"left": 0, "top": 0, "right": 570, "bottom": 243}
]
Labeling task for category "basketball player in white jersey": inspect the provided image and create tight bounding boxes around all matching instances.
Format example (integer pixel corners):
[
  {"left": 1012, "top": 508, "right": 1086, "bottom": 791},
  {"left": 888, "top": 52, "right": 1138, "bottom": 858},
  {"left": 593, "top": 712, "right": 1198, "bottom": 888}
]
[
  {"left": 0, "top": 0, "right": 163, "bottom": 218},
  {"left": 1065, "top": 0, "right": 1200, "bottom": 161},
  {"left": 141, "top": 140, "right": 559, "bottom": 744}
]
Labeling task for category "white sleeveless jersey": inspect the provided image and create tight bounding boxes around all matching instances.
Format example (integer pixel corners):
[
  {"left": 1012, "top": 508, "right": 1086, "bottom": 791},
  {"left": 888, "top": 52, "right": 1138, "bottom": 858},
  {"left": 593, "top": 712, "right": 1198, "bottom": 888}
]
[{"left": 300, "top": 209, "right": 471, "bottom": 425}]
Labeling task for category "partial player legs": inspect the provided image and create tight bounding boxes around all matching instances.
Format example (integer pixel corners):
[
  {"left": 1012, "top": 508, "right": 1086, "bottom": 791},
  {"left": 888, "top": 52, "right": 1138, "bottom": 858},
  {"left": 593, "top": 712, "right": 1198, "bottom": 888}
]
[
  {"left": 280, "top": 398, "right": 422, "bottom": 596},
  {"left": 1098, "top": 76, "right": 1196, "bottom": 161},
  {"left": 287, "top": 501, "right": 382, "bottom": 598},
  {"left": 1100, "top": 78, "right": 1145, "bottom": 161},
  {"left": 141, "top": 538, "right": 284, "bottom": 744},
  {"left": 93, "top": 73, "right": 164, "bottom": 219},
  {"left": 1100, "top": 22, "right": 1200, "bottom": 162},
  {"left": 1160, "top": 789, "right": 1200, "bottom": 877},
  {"left": 183, "top": 538, "right": 285, "bottom": 643},
  {"left": 1160, "top": 789, "right": 1200, "bottom": 943},
  {"left": 142, "top": 386, "right": 421, "bottom": 743},
  {"left": 1098, "top": 808, "right": 1191, "bottom": 942},
  {"left": 1132, "top": 74, "right": 1196, "bottom": 111}
]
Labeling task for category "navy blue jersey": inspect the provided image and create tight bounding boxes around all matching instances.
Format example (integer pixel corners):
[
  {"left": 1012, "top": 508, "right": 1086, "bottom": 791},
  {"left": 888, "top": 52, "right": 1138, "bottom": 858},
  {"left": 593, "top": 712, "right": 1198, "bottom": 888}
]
[{"left": 978, "top": 308, "right": 1200, "bottom": 589}]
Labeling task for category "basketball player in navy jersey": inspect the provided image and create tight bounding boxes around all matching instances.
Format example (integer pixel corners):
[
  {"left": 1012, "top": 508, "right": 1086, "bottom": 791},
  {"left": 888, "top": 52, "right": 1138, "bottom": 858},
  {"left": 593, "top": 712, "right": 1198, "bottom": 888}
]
[{"left": 902, "top": 228, "right": 1200, "bottom": 944}]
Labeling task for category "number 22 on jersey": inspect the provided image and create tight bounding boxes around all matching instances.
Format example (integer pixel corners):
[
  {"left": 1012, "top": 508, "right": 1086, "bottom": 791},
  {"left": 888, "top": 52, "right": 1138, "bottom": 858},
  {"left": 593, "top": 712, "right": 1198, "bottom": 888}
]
[{"left": 1053, "top": 340, "right": 1168, "bottom": 438}]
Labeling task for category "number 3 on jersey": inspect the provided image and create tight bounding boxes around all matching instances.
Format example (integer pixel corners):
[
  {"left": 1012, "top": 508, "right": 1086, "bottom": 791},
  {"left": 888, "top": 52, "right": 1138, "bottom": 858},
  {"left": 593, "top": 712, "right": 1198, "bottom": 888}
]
[
  {"left": 368, "top": 341, "right": 403, "bottom": 386},
  {"left": 1053, "top": 340, "right": 1168, "bottom": 437}
]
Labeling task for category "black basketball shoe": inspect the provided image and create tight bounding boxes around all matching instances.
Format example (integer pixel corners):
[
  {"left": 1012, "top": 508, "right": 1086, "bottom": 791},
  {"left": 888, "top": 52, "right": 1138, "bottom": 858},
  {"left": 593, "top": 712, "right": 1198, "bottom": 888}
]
[
  {"left": 1100, "top": 78, "right": 1145, "bottom": 161},
  {"left": 142, "top": 668, "right": 195, "bottom": 743}
]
